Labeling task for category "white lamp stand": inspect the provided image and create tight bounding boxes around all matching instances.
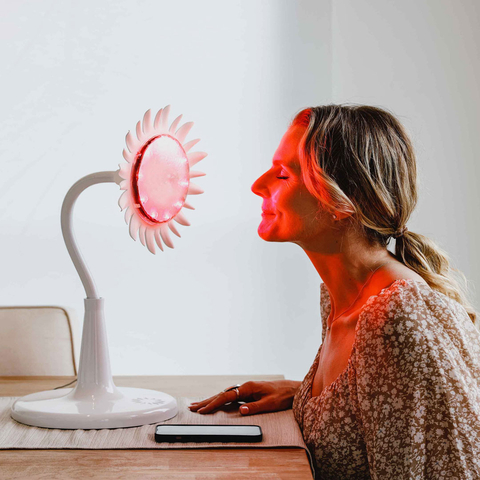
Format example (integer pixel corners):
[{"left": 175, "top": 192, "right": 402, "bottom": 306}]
[{"left": 11, "top": 171, "right": 178, "bottom": 429}]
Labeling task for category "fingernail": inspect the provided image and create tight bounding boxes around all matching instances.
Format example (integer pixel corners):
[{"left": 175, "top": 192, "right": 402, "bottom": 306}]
[{"left": 240, "top": 406, "right": 249, "bottom": 414}]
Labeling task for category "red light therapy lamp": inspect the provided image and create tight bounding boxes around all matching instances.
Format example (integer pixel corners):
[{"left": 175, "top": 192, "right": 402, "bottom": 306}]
[{"left": 10, "top": 106, "right": 206, "bottom": 430}]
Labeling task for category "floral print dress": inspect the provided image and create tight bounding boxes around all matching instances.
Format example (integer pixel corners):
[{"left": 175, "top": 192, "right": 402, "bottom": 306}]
[{"left": 292, "top": 279, "right": 480, "bottom": 479}]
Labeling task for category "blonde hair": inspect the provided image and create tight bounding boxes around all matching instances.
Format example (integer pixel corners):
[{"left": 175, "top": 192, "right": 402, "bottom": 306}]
[{"left": 292, "top": 104, "right": 477, "bottom": 323}]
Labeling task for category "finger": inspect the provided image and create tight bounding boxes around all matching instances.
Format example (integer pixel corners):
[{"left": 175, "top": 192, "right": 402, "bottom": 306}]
[
  {"left": 189, "top": 400, "right": 214, "bottom": 411},
  {"left": 194, "top": 390, "right": 239, "bottom": 414},
  {"left": 239, "top": 399, "right": 279, "bottom": 416},
  {"left": 189, "top": 397, "right": 224, "bottom": 411},
  {"left": 189, "top": 396, "right": 223, "bottom": 410},
  {"left": 188, "top": 394, "right": 221, "bottom": 409},
  {"left": 217, "top": 401, "right": 242, "bottom": 412}
]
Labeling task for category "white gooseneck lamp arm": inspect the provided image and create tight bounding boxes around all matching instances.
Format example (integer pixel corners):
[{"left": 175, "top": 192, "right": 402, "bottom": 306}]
[
  {"left": 61, "top": 171, "right": 118, "bottom": 397},
  {"left": 10, "top": 106, "right": 206, "bottom": 429},
  {"left": 61, "top": 170, "right": 118, "bottom": 300}
]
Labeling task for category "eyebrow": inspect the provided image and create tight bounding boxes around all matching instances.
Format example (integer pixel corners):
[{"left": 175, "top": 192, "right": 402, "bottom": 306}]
[{"left": 272, "top": 160, "right": 298, "bottom": 171}]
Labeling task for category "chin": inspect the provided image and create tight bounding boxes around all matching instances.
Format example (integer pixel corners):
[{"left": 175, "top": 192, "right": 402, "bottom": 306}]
[{"left": 257, "top": 225, "right": 290, "bottom": 243}]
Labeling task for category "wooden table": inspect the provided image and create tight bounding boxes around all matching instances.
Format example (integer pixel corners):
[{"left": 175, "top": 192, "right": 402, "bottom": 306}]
[{"left": 0, "top": 375, "right": 313, "bottom": 479}]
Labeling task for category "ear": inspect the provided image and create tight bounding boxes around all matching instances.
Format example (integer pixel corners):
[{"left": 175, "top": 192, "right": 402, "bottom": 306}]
[{"left": 332, "top": 210, "right": 353, "bottom": 221}]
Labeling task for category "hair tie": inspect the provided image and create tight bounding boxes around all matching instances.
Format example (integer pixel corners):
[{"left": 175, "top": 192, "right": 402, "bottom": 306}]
[{"left": 392, "top": 226, "right": 408, "bottom": 239}]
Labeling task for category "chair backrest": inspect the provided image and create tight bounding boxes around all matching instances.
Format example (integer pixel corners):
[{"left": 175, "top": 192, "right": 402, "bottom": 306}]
[{"left": 0, "top": 306, "right": 79, "bottom": 376}]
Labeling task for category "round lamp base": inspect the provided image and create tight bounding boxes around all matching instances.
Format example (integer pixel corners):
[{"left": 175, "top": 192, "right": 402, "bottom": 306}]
[{"left": 11, "top": 386, "right": 178, "bottom": 430}]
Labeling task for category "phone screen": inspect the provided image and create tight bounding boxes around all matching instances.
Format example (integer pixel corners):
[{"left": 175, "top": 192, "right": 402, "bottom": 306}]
[{"left": 158, "top": 425, "right": 259, "bottom": 435}]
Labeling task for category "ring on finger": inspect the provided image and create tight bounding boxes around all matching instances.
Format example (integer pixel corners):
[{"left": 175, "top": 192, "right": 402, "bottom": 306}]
[{"left": 223, "top": 384, "right": 241, "bottom": 402}]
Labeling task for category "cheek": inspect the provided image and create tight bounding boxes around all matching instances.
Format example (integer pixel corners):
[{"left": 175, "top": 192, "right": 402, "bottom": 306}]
[
  {"left": 271, "top": 183, "right": 321, "bottom": 226},
  {"left": 288, "top": 198, "right": 324, "bottom": 233},
  {"left": 284, "top": 190, "right": 317, "bottom": 218}
]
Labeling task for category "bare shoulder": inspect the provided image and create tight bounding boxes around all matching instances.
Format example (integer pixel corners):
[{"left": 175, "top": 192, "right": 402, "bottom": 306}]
[
  {"left": 362, "top": 258, "right": 428, "bottom": 300},
  {"left": 378, "top": 258, "right": 428, "bottom": 286}
]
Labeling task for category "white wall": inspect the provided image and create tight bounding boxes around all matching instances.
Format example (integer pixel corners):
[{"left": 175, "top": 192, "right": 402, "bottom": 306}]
[
  {"left": 0, "top": 0, "right": 331, "bottom": 379},
  {"left": 2, "top": 0, "right": 478, "bottom": 381},
  {"left": 332, "top": 0, "right": 480, "bottom": 321}
]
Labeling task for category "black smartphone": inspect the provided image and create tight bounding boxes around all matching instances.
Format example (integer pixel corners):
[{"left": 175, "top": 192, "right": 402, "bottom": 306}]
[{"left": 155, "top": 424, "right": 263, "bottom": 443}]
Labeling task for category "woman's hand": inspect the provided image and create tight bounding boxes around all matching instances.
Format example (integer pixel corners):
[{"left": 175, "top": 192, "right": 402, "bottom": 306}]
[{"left": 188, "top": 380, "right": 301, "bottom": 416}]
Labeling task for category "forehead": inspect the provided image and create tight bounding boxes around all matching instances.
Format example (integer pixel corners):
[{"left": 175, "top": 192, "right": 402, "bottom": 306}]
[{"left": 272, "top": 124, "right": 305, "bottom": 172}]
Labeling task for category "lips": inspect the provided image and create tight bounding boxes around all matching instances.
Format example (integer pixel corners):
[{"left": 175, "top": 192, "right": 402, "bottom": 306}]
[{"left": 262, "top": 205, "right": 275, "bottom": 214}]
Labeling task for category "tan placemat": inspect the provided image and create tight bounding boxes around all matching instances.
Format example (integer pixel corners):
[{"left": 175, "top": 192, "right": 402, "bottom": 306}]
[{"left": 0, "top": 396, "right": 315, "bottom": 476}]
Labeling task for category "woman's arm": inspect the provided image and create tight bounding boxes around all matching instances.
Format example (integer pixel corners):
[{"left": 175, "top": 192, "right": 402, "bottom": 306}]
[{"left": 354, "top": 289, "right": 480, "bottom": 479}]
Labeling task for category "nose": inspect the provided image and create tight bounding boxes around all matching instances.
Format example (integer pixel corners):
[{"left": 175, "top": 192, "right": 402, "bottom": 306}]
[{"left": 251, "top": 171, "right": 269, "bottom": 197}]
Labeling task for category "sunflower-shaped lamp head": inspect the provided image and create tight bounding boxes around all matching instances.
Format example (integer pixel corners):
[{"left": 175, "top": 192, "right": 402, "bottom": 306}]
[
  {"left": 118, "top": 105, "right": 206, "bottom": 253},
  {"left": 10, "top": 106, "right": 206, "bottom": 430}
]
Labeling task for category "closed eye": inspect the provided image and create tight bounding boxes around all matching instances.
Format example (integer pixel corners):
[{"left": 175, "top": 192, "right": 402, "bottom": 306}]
[{"left": 276, "top": 176, "right": 289, "bottom": 180}]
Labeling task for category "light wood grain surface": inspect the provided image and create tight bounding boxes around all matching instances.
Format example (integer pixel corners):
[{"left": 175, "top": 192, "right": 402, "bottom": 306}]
[{"left": 0, "top": 376, "right": 314, "bottom": 480}]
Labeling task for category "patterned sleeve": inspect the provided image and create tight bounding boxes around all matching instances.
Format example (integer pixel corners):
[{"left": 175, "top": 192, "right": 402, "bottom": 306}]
[{"left": 352, "top": 281, "right": 480, "bottom": 479}]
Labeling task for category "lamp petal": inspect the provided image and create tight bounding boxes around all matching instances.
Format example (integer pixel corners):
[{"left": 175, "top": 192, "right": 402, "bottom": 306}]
[
  {"left": 183, "top": 138, "right": 200, "bottom": 152},
  {"left": 118, "top": 162, "right": 131, "bottom": 178},
  {"left": 153, "top": 108, "right": 163, "bottom": 130},
  {"left": 124, "top": 207, "right": 133, "bottom": 225},
  {"left": 187, "top": 183, "right": 204, "bottom": 195},
  {"left": 160, "top": 224, "right": 175, "bottom": 249},
  {"left": 136, "top": 120, "right": 145, "bottom": 144},
  {"left": 125, "top": 131, "right": 137, "bottom": 154},
  {"left": 122, "top": 149, "right": 133, "bottom": 164},
  {"left": 142, "top": 109, "right": 153, "bottom": 137},
  {"left": 174, "top": 211, "right": 190, "bottom": 226},
  {"left": 118, "top": 191, "right": 129, "bottom": 210},
  {"left": 175, "top": 121, "right": 193, "bottom": 143},
  {"left": 168, "top": 221, "right": 181, "bottom": 237},
  {"left": 145, "top": 228, "right": 156, "bottom": 254},
  {"left": 154, "top": 229, "right": 165, "bottom": 252},
  {"left": 129, "top": 214, "right": 141, "bottom": 241},
  {"left": 169, "top": 114, "right": 183, "bottom": 134},
  {"left": 138, "top": 223, "right": 147, "bottom": 246},
  {"left": 159, "top": 105, "right": 171, "bottom": 131},
  {"left": 183, "top": 202, "right": 195, "bottom": 210},
  {"left": 189, "top": 170, "right": 206, "bottom": 178},
  {"left": 187, "top": 151, "right": 207, "bottom": 167}
]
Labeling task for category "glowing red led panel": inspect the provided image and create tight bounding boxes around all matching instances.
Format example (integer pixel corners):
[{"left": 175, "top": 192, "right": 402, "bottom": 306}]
[{"left": 132, "top": 135, "right": 189, "bottom": 224}]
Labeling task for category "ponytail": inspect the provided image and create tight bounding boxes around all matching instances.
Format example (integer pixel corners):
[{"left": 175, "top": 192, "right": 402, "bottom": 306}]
[{"left": 395, "top": 231, "right": 476, "bottom": 324}]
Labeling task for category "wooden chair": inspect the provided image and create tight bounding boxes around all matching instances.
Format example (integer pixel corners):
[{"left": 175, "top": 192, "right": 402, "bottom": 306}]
[{"left": 0, "top": 306, "right": 79, "bottom": 376}]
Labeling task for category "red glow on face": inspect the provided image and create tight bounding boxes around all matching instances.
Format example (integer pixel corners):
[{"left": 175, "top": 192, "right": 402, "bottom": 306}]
[
  {"left": 132, "top": 135, "right": 189, "bottom": 224},
  {"left": 251, "top": 125, "right": 322, "bottom": 243}
]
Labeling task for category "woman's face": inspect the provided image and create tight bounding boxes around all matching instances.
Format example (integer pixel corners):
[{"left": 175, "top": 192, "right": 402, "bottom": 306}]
[{"left": 251, "top": 124, "right": 329, "bottom": 246}]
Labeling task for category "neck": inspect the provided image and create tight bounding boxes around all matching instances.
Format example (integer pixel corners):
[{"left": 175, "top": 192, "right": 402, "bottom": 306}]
[{"left": 302, "top": 236, "right": 394, "bottom": 320}]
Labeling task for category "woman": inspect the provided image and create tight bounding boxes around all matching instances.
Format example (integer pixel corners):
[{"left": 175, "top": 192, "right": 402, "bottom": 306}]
[{"left": 188, "top": 105, "right": 480, "bottom": 479}]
